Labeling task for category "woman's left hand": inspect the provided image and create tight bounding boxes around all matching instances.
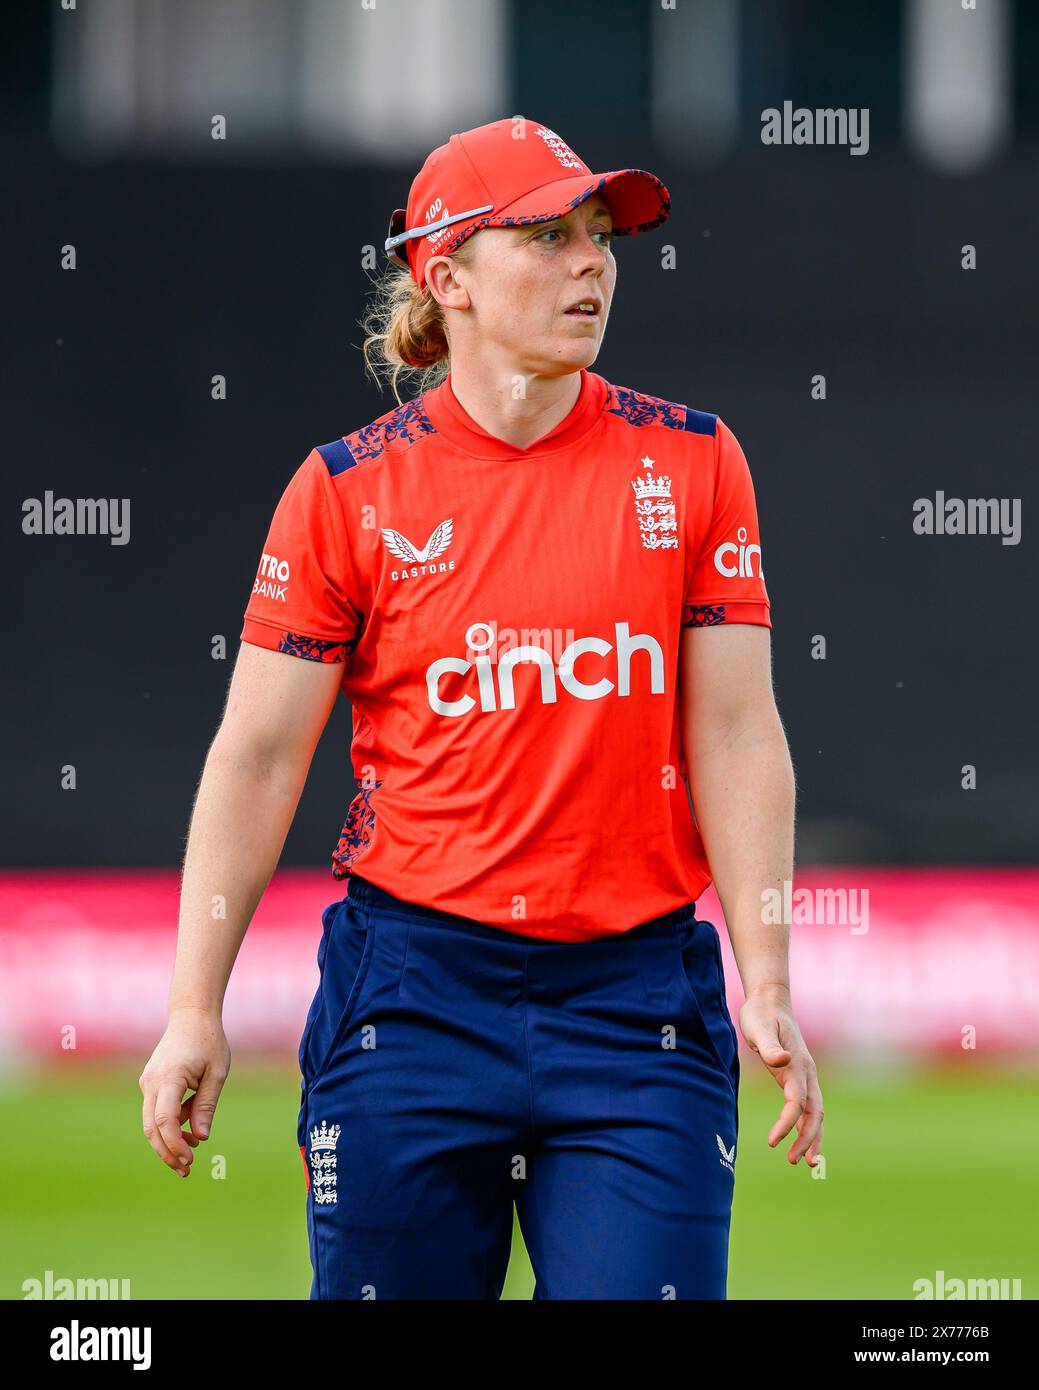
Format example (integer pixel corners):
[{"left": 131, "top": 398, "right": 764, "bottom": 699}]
[{"left": 738, "top": 986, "right": 824, "bottom": 1166}]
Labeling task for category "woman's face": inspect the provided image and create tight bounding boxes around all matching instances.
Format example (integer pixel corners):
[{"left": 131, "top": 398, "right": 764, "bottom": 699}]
[{"left": 433, "top": 196, "right": 617, "bottom": 376}]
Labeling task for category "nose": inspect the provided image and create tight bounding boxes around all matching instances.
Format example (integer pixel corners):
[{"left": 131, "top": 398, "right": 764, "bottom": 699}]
[{"left": 571, "top": 228, "right": 609, "bottom": 278}]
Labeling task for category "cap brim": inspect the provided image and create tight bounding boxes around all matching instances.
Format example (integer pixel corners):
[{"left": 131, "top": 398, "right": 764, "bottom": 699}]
[{"left": 490, "top": 168, "right": 670, "bottom": 237}]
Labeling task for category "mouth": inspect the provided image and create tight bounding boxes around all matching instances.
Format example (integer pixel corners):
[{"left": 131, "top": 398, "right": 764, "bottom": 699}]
[{"left": 564, "top": 301, "right": 601, "bottom": 319}]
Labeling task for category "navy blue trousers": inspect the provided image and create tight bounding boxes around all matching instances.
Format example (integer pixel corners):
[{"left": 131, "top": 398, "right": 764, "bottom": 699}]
[{"left": 297, "top": 874, "right": 740, "bottom": 1300}]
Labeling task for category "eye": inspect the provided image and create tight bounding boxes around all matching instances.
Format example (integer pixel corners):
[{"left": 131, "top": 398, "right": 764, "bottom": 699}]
[{"left": 535, "top": 226, "right": 614, "bottom": 246}]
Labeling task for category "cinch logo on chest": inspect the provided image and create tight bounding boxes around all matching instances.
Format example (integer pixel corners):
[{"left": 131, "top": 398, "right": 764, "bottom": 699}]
[{"left": 425, "top": 621, "right": 665, "bottom": 717}]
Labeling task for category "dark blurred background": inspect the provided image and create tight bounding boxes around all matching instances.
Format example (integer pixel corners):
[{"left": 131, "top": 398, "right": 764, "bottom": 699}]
[{"left": 3, "top": 0, "right": 1036, "bottom": 869}]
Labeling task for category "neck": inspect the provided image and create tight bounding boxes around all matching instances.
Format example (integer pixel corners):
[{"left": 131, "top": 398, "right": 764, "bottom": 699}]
[{"left": 444, "top": 360, "right": 584, "bottom": 451}]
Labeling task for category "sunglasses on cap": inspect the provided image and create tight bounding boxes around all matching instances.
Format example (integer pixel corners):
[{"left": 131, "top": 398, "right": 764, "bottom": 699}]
[{"left": 384, "top": 203, "right": 495, "bottom": 269}]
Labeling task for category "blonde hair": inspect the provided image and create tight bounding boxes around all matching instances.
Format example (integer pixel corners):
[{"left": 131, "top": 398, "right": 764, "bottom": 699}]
[{"left": 360, "top": 237, "right": 477, "bottom": 405}]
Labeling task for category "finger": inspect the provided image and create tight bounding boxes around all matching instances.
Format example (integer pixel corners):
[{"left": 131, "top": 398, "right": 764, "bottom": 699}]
[
  {"left": 811, "top": 1104, "right": 825, "bottom": 1163},
  {"left": 141, "top": 1086, "right": 182, "bottom": 1173},
  {"left": 768, "top": 1099, "right": 801, "bottom": 1148},
  {"left": 768, "top": 1076, "right": 807, "bottom": 1149},
  {"left": 789, "top": 1086, "right": 824, "bottom": 1165},
  {"left": 795, "top": 1107, "right": 822, "bottom": 1165},
  {"left": 757, "top": 1041, "right": 793, "bottom": 1069},
  {"left": 748, "top": 1022, "right": 793, "bottom": 1071},
  {"left": 186, "top": 1066, "right": 227, "bottom": 1141},
  {"left": 154, "top": 1080, "right": 194, "bottom": 1171},
  {"left": 178, "top": 1099, "right": 202, "bottom": 1146}
]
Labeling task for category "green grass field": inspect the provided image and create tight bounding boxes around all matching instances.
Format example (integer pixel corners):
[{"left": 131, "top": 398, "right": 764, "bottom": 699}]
[{"left": 3, "top": 1055, "right": 1035, "bottom": 1300}]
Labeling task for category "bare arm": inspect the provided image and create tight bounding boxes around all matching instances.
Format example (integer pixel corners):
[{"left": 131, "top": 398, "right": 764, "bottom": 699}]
[
  {"left": 680, "top": 623, "right": 823, "bottom": 1167},
  {"left": 139, "top": 642, "right": 344, "bottom": 1176}
]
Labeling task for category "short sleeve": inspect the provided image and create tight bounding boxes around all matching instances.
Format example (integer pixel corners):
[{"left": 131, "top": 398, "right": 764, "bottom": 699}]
[
  {"left": 240, "top": 449, "right": 363, "bottom": 663},
  {"left": 682, "top": 418, "right": 771, "bottom": 629}
]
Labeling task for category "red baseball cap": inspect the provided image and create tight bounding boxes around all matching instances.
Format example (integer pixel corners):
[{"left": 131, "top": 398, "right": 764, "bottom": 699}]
[{"left": 384, "top": 116, "right": 670, "bottom": 291}]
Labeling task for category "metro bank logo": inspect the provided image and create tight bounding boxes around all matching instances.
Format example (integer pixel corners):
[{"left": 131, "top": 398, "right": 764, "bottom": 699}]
[{"left": 425, "top": 621, "right": 665, "bottom": 717}]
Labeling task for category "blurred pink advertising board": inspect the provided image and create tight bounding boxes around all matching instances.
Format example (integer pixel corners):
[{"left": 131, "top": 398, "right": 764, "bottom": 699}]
[{"left": 0, "top": 868, "right": 1034, "bottom": 1057}]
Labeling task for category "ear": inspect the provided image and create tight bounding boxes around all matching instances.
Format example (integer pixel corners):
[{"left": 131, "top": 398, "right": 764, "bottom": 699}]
[{"left": 425, "top": 255, "right": 471, "bottom": 312}]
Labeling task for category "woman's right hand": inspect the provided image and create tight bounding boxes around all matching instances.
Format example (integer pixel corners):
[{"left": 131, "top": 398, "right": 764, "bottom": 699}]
[{"left": 139, "top": 1007, "right": 231, "bottom": 1177}]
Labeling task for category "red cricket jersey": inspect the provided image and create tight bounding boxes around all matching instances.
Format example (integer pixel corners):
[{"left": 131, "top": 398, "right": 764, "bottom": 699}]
[{"left": 240, "top": 368, "right": 771, "bottom": 941}]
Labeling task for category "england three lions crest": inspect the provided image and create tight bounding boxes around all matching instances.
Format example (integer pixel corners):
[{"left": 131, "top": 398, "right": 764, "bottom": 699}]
[
  {"left": 309, "top": 1120, "right": 341, "bottom": 1205},
  {"left": 630, "top": 456, "right": 678, "bottom": 550}
]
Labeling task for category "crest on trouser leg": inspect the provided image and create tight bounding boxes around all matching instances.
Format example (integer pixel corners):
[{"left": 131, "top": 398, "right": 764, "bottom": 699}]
[{"left": 310, "top": 1120, "right": 341, "bottom": 1204}]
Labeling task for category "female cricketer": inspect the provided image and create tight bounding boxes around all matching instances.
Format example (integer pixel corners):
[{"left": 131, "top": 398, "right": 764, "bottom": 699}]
[{"left": 140, "top": 116, "right": 823, "bottom": 1300}]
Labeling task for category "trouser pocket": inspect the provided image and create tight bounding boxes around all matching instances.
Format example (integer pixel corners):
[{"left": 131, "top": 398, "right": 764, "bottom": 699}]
[
  {"left": 298, "top": 898, "right": 343, "bottom": 1079},
  {"left": 672, "top": 918, "right": 740, "bottom": 1099},
  {"left": 296, "top": 895, "right": 376, "bottom": 1147}
]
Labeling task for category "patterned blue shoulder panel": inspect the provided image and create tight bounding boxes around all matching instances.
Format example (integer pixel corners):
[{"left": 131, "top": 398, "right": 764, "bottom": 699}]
[
  {"left": 316, "top": 395, "right": 438, "bottom": 475},
  {"left": 343, "top": 396, "right": 438, "bottom": 470},
  {"left": 605, "top": 383, "right": 716, "bottom": 436}
]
